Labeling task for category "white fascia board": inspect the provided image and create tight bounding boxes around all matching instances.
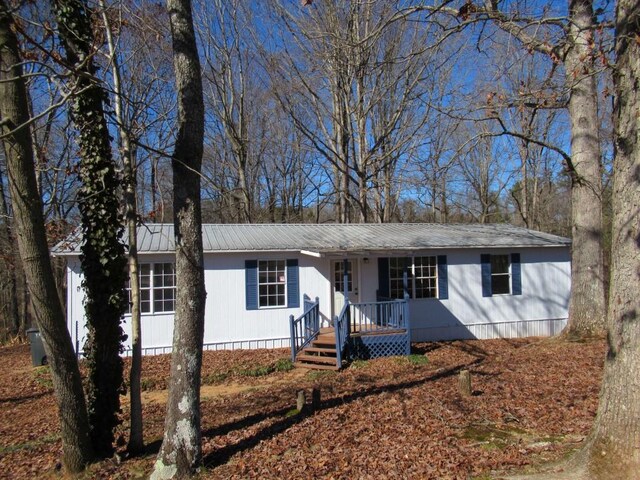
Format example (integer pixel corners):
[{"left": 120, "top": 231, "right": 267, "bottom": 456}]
[{"left": 300, "top": 249, "right": 324, "bottom": 258}]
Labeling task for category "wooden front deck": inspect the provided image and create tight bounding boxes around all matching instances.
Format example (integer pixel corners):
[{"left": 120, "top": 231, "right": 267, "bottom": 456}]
[
  {"left": 294, "top": 325, "right": 410, "bottom": 370},
  {"left": 290, "top": 298, "right": 411, "bottom": 370}
]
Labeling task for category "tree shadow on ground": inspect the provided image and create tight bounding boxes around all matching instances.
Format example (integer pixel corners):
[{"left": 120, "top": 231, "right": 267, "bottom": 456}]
[
  {"left": 200, "top": 356, "right": 485, "bottom": 469},
  {"left": 0, "top": 390, "right": 50, "bottom": 404},
  {"left": 412, "top": 340, "right": 490, "bottom": 358}
]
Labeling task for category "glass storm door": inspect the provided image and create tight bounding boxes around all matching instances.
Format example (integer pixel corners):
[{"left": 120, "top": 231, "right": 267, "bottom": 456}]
[{"left": 333, "top": 259, "right": 359, "bottom": 316}]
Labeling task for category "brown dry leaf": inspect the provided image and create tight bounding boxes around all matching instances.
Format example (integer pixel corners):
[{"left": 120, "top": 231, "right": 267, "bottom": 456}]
[{"left": 0, "top": 337, "right": 606, "bottom": 479}]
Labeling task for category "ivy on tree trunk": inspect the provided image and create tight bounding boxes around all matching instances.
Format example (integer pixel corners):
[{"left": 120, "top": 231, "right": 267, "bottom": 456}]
[{"left": 53, "top": 0, "right": 127, "bottom": 458}]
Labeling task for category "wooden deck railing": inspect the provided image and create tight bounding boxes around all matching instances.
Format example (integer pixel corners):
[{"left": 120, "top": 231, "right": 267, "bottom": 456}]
[
  {"left": 291, "top": 296, "right": 411, "bottom": 367},
  {"left": 349, "top": 299, "right": 408, "bottom": 334},
  {"left": 289, "top": 297, "right": 320, "bottom": 362},
  {"left": 334, "top": 301, "right": 350, "bottom": 368}
]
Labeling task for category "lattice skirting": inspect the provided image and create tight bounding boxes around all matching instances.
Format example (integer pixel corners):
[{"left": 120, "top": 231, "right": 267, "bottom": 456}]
[{"left": 349, "top": 333, "right": 410, "bottom": 360}]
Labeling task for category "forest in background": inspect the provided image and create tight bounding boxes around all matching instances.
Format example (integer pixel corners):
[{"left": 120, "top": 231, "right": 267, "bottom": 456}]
[{"left": 0, "top": 0, "right": 614, "bottom": 339}]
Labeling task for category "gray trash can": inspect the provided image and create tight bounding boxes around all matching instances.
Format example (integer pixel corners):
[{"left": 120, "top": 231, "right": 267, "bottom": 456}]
[{"left": 26, "top": 328, "right": 48, "bottom": 366}]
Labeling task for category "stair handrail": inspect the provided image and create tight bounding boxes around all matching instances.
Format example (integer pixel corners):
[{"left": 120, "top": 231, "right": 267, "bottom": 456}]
[
  {"left": 403, "top": 292, "right": 411, "bottom": 355},
  {"left": 289, "top": 297, "right": 320, "bottom": 362},
  {"left": 334, "top": 300, "right": 350, "bottom": 368}
]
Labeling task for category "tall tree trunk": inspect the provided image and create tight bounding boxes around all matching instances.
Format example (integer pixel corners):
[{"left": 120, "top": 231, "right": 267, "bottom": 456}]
[
  {"left": 484, "top": 0, "right": 606, "bottom": 337},
  {"left": 0, "top": 1, "right": 94, "bottom": 471},
  {"left": 575, "top": 2, "right": 640, "bottom": 476},
  {"left": 0, "top": 160, "right": 20, "bottom": 336},
  {"left": 98, "top": 0, "right": 144, "bottom": 454},
  {"left": 151, "top": 157, "right": 158, "bottom": 216},
  {"left": 53, "top": 0, "right": 127, "bottom": 458},
  {"left": 563, "top": 0, "right": 606, "bottom": 337},
  {"left": 151, "top": 0, "right": 206, "bottom": 476},
  {"left": 331, "top": 88, "right": 347, "bottom": 223}
]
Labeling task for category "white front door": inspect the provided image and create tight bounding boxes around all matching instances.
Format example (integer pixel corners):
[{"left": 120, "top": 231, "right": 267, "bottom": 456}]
[{"left": 332, "top": 259, "right": 359, "bottom": 317}]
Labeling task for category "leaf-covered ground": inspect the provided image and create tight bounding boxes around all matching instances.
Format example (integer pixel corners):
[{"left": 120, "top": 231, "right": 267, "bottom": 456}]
[{"left": 0, "top": 337, "right": 605, "bottom": 479}]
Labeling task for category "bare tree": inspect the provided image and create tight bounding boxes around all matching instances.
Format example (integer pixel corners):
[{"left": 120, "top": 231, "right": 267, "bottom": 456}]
[
  {"left": 267, "top": 0, "right": 443, "bottom": 223},
  {"left": 151, "top": 0, "right": 206, "bottom": 476},
  {"left": 414, "top": 113, "right": 461, "bottom": 223},
  {"left": 560, "top": 1, "right": 640, "bottom": 477},
  {"left": 467, "top": 0, "right": 608, "bottom": 336},
  {"left": 0, "top": 158, "right": 20, "bottom": 338},
  {"left": 98, "top": 0, "right": 144, "bottom": 453},
  {"left": 199, "top": 0, "right": 256, "bottom": 223},
  {"left": 442, "top": 118, "right": 515, "bottom": 224},
  {"left": 0, "top": 0, "right": 94, "bottom": 471}
]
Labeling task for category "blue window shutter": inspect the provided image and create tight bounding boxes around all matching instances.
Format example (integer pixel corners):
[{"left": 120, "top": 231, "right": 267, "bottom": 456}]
[
  {"left": 287, "top": 259, "right": 300, "bottom": 308},
  {"left": 245, "top": 260, "right": 258, "bottom": 310},
  {"left": 377, "top": 257, "right": 389, "bottom": 299},
  {"left": 511, "top": 253, "right": 522, "bottom": 295},
  {"left": 437, "top": 255, "right": 448, "bottom": 300},
  {"left": 481, "top": 254, "right": 492, "bottom": 297}
]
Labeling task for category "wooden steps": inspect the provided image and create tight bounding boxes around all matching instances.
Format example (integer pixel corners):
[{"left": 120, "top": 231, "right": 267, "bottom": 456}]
[
  {"left": 294, "top": 328, "right": 340, "bottom": 370},
  {"left": 293, "top": 325, "right": 410, "bottom": 370},
  {"left": 293, "top": 361, "right": 339, "bottom": 371},
  {"left": 303, "top": 346, "right": 337, "bottom": 354},
  {"left": 296, "top": 354, "right": 336, "bottom": 365}
]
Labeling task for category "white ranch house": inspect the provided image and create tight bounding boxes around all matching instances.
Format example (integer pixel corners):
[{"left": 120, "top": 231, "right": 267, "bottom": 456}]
[{"left": 55, "top": 223, "right": 571, "bottom": 367}]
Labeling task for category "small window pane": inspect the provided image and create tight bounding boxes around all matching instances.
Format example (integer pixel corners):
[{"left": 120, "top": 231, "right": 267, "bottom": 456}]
[
  {"left": 491, "top": 255, "right": 509, "bottom": 274},
  {"left": 140, "top": 289, "right": 150, "bottom": 303},
  {"left": 140, "top": 265, "right": 151, "bottom": 288},
  {"left": 490, "top": 255, "right": 511, "bottom": 295},
  {"left": 389, "top": 257, "right": 412, "bottom": 299},
  {"left": 492, "top": 274, "right": 510, "bottom": 295}
]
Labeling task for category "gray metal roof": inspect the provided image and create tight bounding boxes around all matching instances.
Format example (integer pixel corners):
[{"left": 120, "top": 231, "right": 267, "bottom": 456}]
[{"left": 53, "top": 223, "right": 570, "bottom": 256}]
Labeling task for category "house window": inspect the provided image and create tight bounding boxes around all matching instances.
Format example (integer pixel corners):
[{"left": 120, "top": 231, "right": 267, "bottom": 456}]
[
  {"left": 490, "top": 255, "right": 511, "bottom": 295},
  {"left": 481, "top": 253, "right": 521, "bottom": 297},
  {"left": 258, "top": 260, "right": 286, "bottom": 307},
  {"left": 246, "top": 259, "right": 299, "bottom": 310},
  {"left": 414, "top": 256, "right": 438, "bottom": 299},
  {"left": 126, "top": 263, "right": 175, "bottom": 314},
  {"left": 389, "top": 256, "right": 438, "bottom": 299}
]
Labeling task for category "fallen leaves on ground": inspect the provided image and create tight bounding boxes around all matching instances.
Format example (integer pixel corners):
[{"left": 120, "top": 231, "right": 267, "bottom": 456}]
[{"left": 0, "top": 336, "right": 605, "bottom": 479}]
